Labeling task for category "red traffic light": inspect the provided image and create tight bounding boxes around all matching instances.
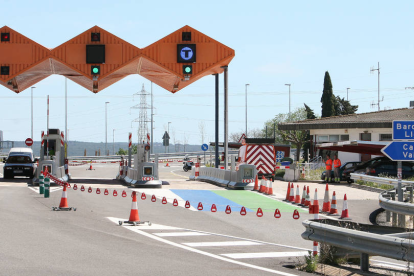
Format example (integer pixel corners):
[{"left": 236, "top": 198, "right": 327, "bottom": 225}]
[
  {"left": 1, "top": 33, "right": 10, "bottom": 42},
  {"left": 91, "top": 33, "right": 100, "bottom": 42}
]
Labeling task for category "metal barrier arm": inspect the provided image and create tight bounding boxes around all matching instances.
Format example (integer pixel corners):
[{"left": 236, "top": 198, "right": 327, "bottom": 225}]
[
  {"left": 302, "top": 220, "right": 414, "bottom": 262},
  {"left": 379, "top": 192, "right": 414, "bottom": 216}
]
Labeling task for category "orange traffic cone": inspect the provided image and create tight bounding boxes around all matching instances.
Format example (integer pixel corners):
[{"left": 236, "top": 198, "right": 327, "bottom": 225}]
[
  {"left": 119, "top": 191, "right": 151, "bottom": 226},
  {"left": 289, "top": 183, "right": 295, "bottom": 202},
  {"left": 340, "top": 194, "right": 351, "bottom": 220},
  {"left": 322, "top": 183, "right": 331, "bottom": 212},
  {"left": 285, "top": 182, "right": 291, "bottom": 201},
  {"left": 295, "top": 185, "right": 301, "bottom": 204},
  {"left": 253, "top": 175, "right": 259, "bottom": 191},
  {"left": 263, "top": 177, "right": 269, "bottom": 194},
  {"left": 259, "top": 178, "right": 265, "bottom": 193},
  {"left": 166, "top": 162, "right": 170, "bottom": 167},
  {"left": 310, "top": 189, "right": 319, "bottom": 217},
  {"left": 329, "top": 191, "right": 339, "bottom": 215},
  {"left": 301, "top": 185, "right": 306, "bottom": 205},
  {"left": 266, "top": 179, "right": 274, "bottom": 195},
  {"left": 52, "top": 184, "right": 76, "bottom": 211}
]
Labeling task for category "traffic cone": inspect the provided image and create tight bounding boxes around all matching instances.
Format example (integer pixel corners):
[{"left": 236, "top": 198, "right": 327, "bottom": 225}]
[
  {"left": 118, "top": 191, "right": 151, "bottom": 226},
  {"left": 253, "top": 175, "right": 259, "bottom": 191},
  {"left": 266, "top": 179, "right": 274, "bottom": 195},
  {"left": 329, "top": 191, "right": 339, "bottom": 215},
  {"left": 263, "top": 177, "right": 269, "bottom": 194},
  {"left": 295, "top": 185, "right": 301, "bottom": 204},
  {"left": 166, "top": 162, "right": 169, "bottom": 167},
  {"left": 340, "top": 194, "right": 351, "bottom": 220},
  {"left": 322, "top": 183, "right": 331, "bottom": 212},
  {"left": 300, "top": 185, "right": 306, "bottom": 205},
  {"left": 90, "top": 163, "right": 93, "bottom": 170},
  {"left": 59, "top": 185, "right": 69, "bottom": 208},
  {"left": 305, "top": 186, "right": 311, "bottom": 207},
  {"left": 52, "top": 184, "right": 76, "bottom": 211},
  {"left": 289, "top": 183, "right": 295, "bottom": 202},
  {"left": 285, "top": 182, "right": 291, "bottom": 201},
  {"left": 259, "top": 178, "right": 265, "bottom": 193}
]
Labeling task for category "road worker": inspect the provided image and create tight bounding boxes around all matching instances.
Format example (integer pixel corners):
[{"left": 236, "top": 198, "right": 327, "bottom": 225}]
[
  {"left": 325, "top": 155, "right": 333, "bottom": 183},
  {"left": 333, "top": 154, "right": 342, "bottom": 183}
]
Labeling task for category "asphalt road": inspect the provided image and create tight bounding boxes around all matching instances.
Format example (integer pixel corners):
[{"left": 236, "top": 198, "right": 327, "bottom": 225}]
[{"left": 0, "top": 162, "right": 402, "bottom": 275}]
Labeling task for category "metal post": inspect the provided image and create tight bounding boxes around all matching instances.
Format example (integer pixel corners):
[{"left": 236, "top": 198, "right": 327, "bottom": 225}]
[
  {"left": 347, "top": 87, "right": 350, "bottom": 101},
  {"left": 65, "top": 78, "right": 67, "bottom": 156},
  {"left": 31, "top": 87, "right": 35, "bottom": 148},
  {"left": 285, "top": 84, "right": 291, "bottom": 115},
  {"left": 222, "top": 66, "right": 228, "bottom": 170},
  {"left": 113, "top": 129, "right": 115, "bottom": 155},
  {"left": 47, "top": 96, "right": 49, "bottom": 157},
  {"left": 245, "top": 84, "right": 249, "bottom": 135},
  {"left": 391, "top": 191, "right": 397, "bottom": 227},
  {"left": 105, "top": 102, "right": 110, "bottom": 156},
  {"left": 266, "top": 126, "right": 268, "bottom": 138},
  {"left": 378, "top": 62, "right": 380, "bottom": 111},
  {"left": 360, "top": 253, "right": 369, "bottom": 272},
  {"left": 168, "top": 122, "right": 171, "bottom": 153},
  {"left": 397, "top": 161, "right": 406, "bottom": 227},
  {"left": 215, "top": 74, "right": 219, "bottom": 168},
  {"left": 151, "top": 82, "right": 154, "bottom": 155}
]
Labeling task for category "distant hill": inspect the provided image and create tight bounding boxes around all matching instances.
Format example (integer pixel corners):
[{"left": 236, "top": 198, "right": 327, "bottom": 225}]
[{"left": 2, "top": 141, "right": 212, "bottom": 157}]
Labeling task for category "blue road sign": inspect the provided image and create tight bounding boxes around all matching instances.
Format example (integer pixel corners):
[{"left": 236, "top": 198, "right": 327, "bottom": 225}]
[
  {"left": 201, "top": 144, "right": 208, "bottom": 151},
  {"left": 381, "top": 141, "right": 414, "bottom": 161},
  {"left": 393, "top": 120, "right": 414, "bottom": 140}
]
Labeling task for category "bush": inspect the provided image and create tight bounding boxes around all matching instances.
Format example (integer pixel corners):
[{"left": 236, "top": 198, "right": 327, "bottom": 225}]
[
  {"left": 303, "top": 251, "right": 318, "bottom": 273},
  {"left": 275, "top": 170, "right": 285, "bottom": 178}
]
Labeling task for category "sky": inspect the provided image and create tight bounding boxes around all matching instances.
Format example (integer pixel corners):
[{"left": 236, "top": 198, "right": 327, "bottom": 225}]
[{"left": 1, "top": 0, "right": 414, "bottom": 147}]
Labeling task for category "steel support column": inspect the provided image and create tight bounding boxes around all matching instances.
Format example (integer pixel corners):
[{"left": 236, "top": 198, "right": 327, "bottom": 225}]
[
  {"left": 222, "top": 66, "right": 228, "bottom": 170},
  {"left": 215, "top": 74, "right": 219, "bottom": 168}
]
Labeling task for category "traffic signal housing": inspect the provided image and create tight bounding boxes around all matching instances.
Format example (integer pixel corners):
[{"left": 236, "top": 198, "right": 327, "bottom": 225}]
[
  {"left": 183, "top": 65, "right": 192, "bottom": 75},
  {"left": 91, "top": 65, "right": 100, "bottom": 75},
  {"left": 91, "top": 33, "right": 100, "bottom": 42},
  {"left": 1, "top": 66, "right": 9, "bottom": 75},
  {"left": 1, "top": 33, "right": 10, "bottom": 42}
]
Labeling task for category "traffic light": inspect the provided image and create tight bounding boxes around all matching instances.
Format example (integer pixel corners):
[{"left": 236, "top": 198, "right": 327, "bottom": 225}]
[
  {"left": 91, "top": 33, "right": 100, "bottom": 42},
  {"left": 91, "top": 65, "right": 100, "bottom": 75},
  {"left": 1, "top": 33, "right": 10, "bottom": 42},
  {"left": 86, "top": 45, "right": 105, "bottom": 64},
  {"left": 183, "top": 65, "right": 192, "bottom": 74},
  {"left": 1, "top": 66, "right": 9, "bottom": 75},
  {"left": 182, "top": 32, "right": 191, "bottom": 41}
]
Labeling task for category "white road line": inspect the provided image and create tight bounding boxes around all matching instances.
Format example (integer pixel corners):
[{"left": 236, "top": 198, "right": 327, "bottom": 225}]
[
  {"left": 371, "top": 259, "right": 414, "bottom": 270},
  {"left": 154, "top": 232, "right": 210, "bottom": 237},
  {"left": 28, "top": 187, "right": 62, "bottom": 193},
  {"left": 170, "top": 169, "right": 191, "bottom": 179},
  {"left": 183, "top": 241, "right": 260, "bottom": 247},
  {"left": 131, "top": 188, "right": 198, "bottom": 211},
  {"left": 107, "top": 217, "right": 299, "bottom": 276},
  {"left": 221, "top": 251, "right": 308, "bottom": 259}
]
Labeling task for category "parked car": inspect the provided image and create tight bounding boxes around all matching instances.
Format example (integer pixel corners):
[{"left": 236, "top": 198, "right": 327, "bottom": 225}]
[
  {"left": 321, "top": 161, "right": 360, "bottom": 182},
  {"left": 3, "top": 148, "right": 38, "bottom": 179},
  {"left": 354, "top": 160, "right": 414, "bottom": 179},
  {"left": 343, "top": 157, "right": 390, "bottom": 183}
]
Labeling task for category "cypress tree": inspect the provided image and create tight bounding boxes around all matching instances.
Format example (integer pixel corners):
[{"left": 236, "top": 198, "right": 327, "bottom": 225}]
[{"left": 321, "top": 71, "right": 335, "bottom": 117}]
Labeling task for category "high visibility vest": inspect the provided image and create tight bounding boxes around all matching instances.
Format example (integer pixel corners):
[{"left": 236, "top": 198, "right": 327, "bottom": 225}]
[
  {"left": 325, "top": 159, "right": 333, "bottom": 170},
  {"left": 334, "top": 159, "right": 341, "bottom": 168}
]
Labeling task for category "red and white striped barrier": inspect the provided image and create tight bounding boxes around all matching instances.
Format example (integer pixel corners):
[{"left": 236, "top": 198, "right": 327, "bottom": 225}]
[
  {"left": 61, "top": 132, "right": 64, "bottom": 146},
  {"left": 242, "top": 179, "right": 254, "bottom": 183},
  {"left": 275, "top": 166, "right": 290, "bottom": 169},
  {"left": 195, "top": 163, "right": 200, "bottom": 178},
  {"left": 128, "top": 133, "right": 132, "bottom": 148},
  {"left": 142, "top": 177, "right": 154, "bottom": 181}
]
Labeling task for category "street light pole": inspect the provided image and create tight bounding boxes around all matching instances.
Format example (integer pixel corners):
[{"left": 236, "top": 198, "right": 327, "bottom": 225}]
[
  {"left": 31, "top": 87, "right": 35, "bottom": 148},
  {"left": 347, "top": 88, "right": 350, "bottom": 101},
  {"left": 113, "top": 129, "right": 115, "bottom": 155},
  {"left": 105, "top": 102, "right": 110, "bottom": 156},
  {"left": 168, "top": 122, "right": 171, "bottom": 153},
  {"left": 285, "top": 84, "right": 291, "bottom": 115},
  {"left": 245, "top": 84, "right": 249, "bottom": 136}
]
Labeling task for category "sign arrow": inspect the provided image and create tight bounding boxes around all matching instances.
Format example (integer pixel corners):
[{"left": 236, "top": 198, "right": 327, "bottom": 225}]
[{"left": 381, "top": 141, "right": 414, "bottom": 161}]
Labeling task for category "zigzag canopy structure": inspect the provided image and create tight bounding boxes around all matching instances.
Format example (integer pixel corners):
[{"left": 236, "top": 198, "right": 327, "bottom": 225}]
[{"left": 0, "top": 25, "right": 235, "bottom": 93}]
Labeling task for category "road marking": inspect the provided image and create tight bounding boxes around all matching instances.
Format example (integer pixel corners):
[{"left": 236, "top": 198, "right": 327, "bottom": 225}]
[
  {"left": 221, "top": 252, "right": 309, "bottom": 259},
  {"left": 154, "top": 232, "right": 209, "bottom": 237},
  {"left": 371, "top": 259, "right": 414, "bottom": 270},
  {"left": 107, "top": 217, "right": 300, "bottom": 276},
  {"left": 28, "top": 187, "right": 62, "bottom": 193},
  {"left": 170, "top": 169, "right": 190, "bottom": 179},
  {"left": 131, "top": 188, "right": 198, "bottom": 211},
  {"left": 183, "top": 241, "right": 260, "bottom": 247}
]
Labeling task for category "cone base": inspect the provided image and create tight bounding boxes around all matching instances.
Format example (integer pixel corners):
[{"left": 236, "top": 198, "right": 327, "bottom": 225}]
[
  {"left": 119, "top": 220, "right": 151, "bottom": 226},
  {"left": 52, "top": 207, "right": 76, "bottom": 211}
]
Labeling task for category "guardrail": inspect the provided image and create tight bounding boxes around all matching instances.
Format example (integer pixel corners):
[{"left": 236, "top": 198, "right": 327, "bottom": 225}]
[
  {"left": 380, "top": 187, "right": 414, "bottom": 217},
  {"left": 302, "top": 219, "right": 414, "bottom": 271},
  {"left": 350, "top": 173, "right": 414, "bottom": 188}
]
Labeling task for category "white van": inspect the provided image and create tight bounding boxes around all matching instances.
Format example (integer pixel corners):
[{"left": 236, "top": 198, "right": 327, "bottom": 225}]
[{"left": 3, "top": 148, "right": 38, "bottom": 179}]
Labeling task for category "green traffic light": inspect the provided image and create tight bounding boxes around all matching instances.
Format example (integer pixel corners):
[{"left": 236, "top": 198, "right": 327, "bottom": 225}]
[
  {"left": 92, "top": 67, "right": 99, "bottom": 74},
  {"left": 185, "top": 66, "right": 191, "bottom": 73}
]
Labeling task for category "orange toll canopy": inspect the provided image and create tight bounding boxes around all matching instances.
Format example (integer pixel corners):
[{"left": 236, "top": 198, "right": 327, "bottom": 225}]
[{"left": 0, "top": 25, "right": 235, "bottom": 93}]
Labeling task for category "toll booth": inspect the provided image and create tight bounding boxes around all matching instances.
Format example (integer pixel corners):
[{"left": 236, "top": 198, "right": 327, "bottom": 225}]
[
  {"left": 37, "top": 128, "right": 66, "bottom": 179},
  {"left": 131, "top": 143, "right": 161, "bottom": 187}
]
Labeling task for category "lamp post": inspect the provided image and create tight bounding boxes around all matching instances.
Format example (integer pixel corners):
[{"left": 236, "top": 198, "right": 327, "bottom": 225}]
[
  {"left": 245, "top": 84, "right": 249, "bottom": 136},
  {"left": 168, "top": 122, "right": 171, "bottom": 153},
  {"left": 285, "top": 84, "right": 291, "bottom": 115},
  {"left": 105, "top": 102, "right": 110, "bottom": 156},
  {"left": 113, "top": 129, "right": 115, "bottom": 155},
  {"left": 347, "top": 88, "right": 350, "bottom": 101},
  {"left": 31, "top": 87, "right": 35, "bottom": 148}
]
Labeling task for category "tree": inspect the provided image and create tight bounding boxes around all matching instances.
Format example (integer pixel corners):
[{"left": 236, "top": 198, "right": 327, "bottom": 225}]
[
  {"left": 302, "top": 104, "right": 317, "bottom": 161},
  {"left": 265, "top": 107, "right": 308, "bottom": 162},
  {"left": 333, "top": 96, "right": 358, "bottom": 116},
  {"left": 116, "top": 144, "right": 137, "bottom": 155},
  {"left": 321, "top": 71, "right": 335, "bottom": 118}
]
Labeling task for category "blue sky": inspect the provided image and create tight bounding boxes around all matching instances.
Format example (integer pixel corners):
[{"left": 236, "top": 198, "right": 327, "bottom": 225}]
[{"left": 1, "top": 0, "right": 414, "bottom": 146}]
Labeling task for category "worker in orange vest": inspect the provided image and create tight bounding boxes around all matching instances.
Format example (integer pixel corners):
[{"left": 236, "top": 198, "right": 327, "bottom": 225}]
[
  {"left": 333, "top": 154, "right": 342, "bottom": 183},
  {"left": 325, "top": 155, "right": 333, "bottom": 183}
]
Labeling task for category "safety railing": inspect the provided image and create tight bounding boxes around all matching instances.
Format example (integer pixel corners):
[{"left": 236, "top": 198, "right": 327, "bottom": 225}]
[
  {"left": 302, "top": 219, "right": 414, "bottom": 271},
  {"left": 350, "top": 173, "right": 414, "bottom": 188}
]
